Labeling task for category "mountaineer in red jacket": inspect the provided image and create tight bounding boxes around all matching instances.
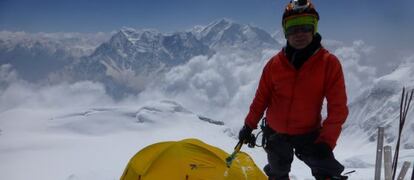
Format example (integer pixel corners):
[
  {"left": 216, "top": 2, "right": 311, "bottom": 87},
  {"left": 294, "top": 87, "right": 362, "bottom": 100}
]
[{"left": 238, "top": 0, "right": 349, "bottom": 179}]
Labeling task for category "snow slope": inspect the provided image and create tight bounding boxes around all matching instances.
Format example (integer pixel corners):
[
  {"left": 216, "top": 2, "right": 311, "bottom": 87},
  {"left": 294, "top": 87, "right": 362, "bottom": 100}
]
[
  {"left": 345, "top": 58, "right": 414, "bottom": 149},
  {"left": 1, "top": 99, "right": 413, "bottom": 180},
  {"left": 0, "top": 100, "right": 240, "bottom": 180}
]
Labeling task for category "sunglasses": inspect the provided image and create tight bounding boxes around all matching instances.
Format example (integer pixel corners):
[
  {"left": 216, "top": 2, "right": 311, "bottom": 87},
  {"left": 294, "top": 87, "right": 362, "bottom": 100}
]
[{"left": 286, "top": 25, "right": 314, "bottom": 36}]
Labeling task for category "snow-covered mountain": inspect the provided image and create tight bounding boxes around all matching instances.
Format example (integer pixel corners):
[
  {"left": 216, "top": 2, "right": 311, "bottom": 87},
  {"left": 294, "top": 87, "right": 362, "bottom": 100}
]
[
  {"left": 0, "top": 31, "right": 109, "bottom": 58},
  {"left": 0, "top": 19, "right": 282, "bottom": 99},
  {"left": 54, "top": 19, "right": 281, "bottom": 97},
  {"left": 62, "top": 28, "right": 212, "bottom": 96},
  {"left": 271, "top": 30, "right": 286, "bottom": 45},
  {"left": 0, "top": 31, "right": 110, "bottom": 81},
  {"left": 91, "top": 28, "right": 212, "bottom": 68},
  {"left": 344, "top": 58, "right": 414, "bottom": 149},
  {"left": 194, "top": 19, "right": 280, "bottom": 51},
  {"left": 0, "top": 39, "right": 73, "bottom": 81}
]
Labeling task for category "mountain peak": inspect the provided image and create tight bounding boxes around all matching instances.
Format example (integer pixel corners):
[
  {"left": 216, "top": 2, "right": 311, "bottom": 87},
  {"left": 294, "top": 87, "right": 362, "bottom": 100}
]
[
  {"left": 375, "top": 56, "right": 414, "bottom": 88},
  {"left": 195, "top": 18, "right": 279, "bottom": 50},
  {"left": 115, "top": 28, "right": 161, "bottom": 45},
  {"left": 120, "top": 27, "right": 137, "bottom": 34},
  {"left": 272, "top": 30, "right": 286, "bottom": 45},
  {"left": 188, "top": 25, "right": 205, "bottom": 34},
  {"left": 119, "top": 28, "right": 136, "bottom": 39},
  {"left": 204, "top": 18, "right": 235, "bottom": 32},
  {"left": 212, "top": 18, "right": 234, "bottom": 26}
]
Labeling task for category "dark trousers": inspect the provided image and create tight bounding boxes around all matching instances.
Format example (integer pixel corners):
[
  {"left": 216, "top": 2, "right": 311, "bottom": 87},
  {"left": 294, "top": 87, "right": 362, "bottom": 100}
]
[{"left": 263, "top": 130, "right": 345, "bottom": 180}]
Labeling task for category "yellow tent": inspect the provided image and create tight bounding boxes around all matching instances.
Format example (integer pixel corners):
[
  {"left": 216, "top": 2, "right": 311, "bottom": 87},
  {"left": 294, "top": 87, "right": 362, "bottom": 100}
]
[{"left": 120, "top": 138, "right": 267, "bottom": 180}]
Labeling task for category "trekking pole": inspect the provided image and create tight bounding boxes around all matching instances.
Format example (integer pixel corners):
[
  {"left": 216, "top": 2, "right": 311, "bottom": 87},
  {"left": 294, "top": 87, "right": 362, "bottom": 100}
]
[
  {"left": 226, "top": 140, "right": 243, "bottom": 168},
  {"left": 343, "top": 170, "right": 356, "bottom": 176},
  {"left": 392, "top": 88, "right": 414, "bottom": 180}
]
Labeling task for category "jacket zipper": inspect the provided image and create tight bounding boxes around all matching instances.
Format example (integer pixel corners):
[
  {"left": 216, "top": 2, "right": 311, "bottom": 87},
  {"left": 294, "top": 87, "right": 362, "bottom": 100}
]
[{"left": 282, "top": 49, "right": 321, "bottom": 133}]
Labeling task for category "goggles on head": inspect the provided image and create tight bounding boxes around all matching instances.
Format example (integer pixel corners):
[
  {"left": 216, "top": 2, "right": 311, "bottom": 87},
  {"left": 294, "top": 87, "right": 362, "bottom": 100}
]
[{"left": 283, "top": 15, "right": 318, "bottom": 36}]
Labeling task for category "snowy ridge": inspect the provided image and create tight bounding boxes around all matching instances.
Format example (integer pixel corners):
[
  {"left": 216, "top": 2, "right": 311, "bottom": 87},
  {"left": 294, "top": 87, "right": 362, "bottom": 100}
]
[
  {"left": 48, "top": 100, "right": 224, "bottom": 135},
  {"left": 345, "top": 57, "right": 414, "bottom": 149},
  {"left": 59, "top": 19, "right": 280, "bottom": 96},
  {"left": 119, "top": 27, "right": 161, "bottom": 45},
  {"left": 64, "top": 27, "right": 212, "bottom": 96},
  {"left": 0, "top": 31, "right": 110, "bottom": 57},
  {"left": 189, "top": 25, "right": 205, "bottom": 35},
  {"left": 0, "top": 31, "right": 111, "bottom": 81},
  {"left": 271, "top": 30, "right": 286, "bottom": 45},
  {"left": 0, "top": 19, "right": 281, "bottom": 95},
  {"left": 197, "top": 19, "right": 280, "bottom": 50}
]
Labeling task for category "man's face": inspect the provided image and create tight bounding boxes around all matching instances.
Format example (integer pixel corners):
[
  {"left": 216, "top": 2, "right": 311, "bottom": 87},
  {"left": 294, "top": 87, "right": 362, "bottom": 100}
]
[{"left": 286, "top": 25, "right": 314, "bottom": 49}]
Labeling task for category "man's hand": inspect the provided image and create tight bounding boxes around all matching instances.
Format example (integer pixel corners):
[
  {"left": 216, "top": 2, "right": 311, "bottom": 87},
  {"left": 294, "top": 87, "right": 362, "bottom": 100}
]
[{"left": 238, "top": 125, "right": 253, "bottom": 143}]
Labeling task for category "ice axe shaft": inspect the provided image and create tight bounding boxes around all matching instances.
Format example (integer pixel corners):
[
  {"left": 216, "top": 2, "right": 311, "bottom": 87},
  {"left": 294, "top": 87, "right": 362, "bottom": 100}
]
[{"left": 226, "top": 140, "right": 243, "bottom": 168}]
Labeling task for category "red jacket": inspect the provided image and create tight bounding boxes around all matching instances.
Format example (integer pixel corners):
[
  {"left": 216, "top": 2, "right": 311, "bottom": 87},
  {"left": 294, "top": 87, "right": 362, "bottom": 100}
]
[{"left": 245, "top": 47, "right": 348, "bottom": 149}]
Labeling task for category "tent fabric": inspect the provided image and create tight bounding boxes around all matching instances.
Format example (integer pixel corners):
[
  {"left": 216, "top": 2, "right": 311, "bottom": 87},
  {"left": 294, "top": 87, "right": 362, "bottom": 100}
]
[{"left": 120, "top": 138, "right": 267, "bottom": 180}]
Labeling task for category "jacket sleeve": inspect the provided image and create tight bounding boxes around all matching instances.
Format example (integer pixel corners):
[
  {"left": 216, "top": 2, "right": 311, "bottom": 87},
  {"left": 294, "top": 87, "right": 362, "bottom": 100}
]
[
  {"left": 244, "top": 59, "right": 273, "bottom": 129},
  {"left": 316, "top": 55, "right": 349, "bottom": 149}
]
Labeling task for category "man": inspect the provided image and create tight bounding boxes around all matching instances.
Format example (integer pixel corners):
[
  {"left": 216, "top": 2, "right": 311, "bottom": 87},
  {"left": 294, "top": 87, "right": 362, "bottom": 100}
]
[{"left": 238, "top": 0, "right": 349, "bottom": 179}]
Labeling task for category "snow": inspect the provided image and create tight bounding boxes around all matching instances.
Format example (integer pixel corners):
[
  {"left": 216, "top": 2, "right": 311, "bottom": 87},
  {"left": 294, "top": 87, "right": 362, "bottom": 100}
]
[
  {"left": 375, "top": 55, "right": 414, "bottom": 88},
  {"left": 197, "top": 18, "right": 280, "bottom": 50},
  {"left": 0, "top": 30, "right": 110, "bottom": 57},
  {"left": 1, "top": 94, "right": 413, "bottom": 180},
  {"left": 0, "top": 100, "right": 230, "bottom": 180},
  {"left": 2, "top": 51, "right": 414, "bottom": 180},
  {"left": 332, "top": 40, "right": 377, "bottom": 102},
  {"left": 343, "top": 54, "right": 414, "bottom": 150}
]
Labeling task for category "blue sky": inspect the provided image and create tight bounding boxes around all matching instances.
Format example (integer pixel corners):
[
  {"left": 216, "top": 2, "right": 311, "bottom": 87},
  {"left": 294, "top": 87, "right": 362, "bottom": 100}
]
[{"left": 0, "top": 0, "right": 413, "bottom": 52}]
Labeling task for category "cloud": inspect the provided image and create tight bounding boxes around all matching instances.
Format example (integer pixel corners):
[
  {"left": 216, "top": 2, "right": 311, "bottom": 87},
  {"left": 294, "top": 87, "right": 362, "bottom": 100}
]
[
  {"left": 332, "top": 40, "right": 377, "bottom": 102},
  {"left": 0, "top": 38, "right": 387, "bottom": 130},
  {"left": 142, "top": 49, "right": 276, "bottom": 123},
  {"left": 373, "top": 54, "right": 414, "bottom": 89},
  {"left": 0, "top": 64, "right": 18, "bottom": 85},
  {"left": 138, "top": 40, "right": 381, "bottom": 127},
  {"left": 0, "top": 79, "right": 114, "bottom": 112}
]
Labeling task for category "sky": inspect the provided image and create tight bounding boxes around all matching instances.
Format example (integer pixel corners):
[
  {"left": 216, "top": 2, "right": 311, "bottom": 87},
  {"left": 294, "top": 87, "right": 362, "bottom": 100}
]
[
  {"left": 0, "top": 0, "right": 413, "bottom": 73},
  {"left": 1, "top": 0, "right": 413, "bottom": 42}
]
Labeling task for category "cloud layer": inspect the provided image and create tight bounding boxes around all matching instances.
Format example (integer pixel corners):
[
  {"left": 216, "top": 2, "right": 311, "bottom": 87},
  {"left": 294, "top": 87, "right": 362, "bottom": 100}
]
[
  {"left": 134, "top": 40, "right": 379, "bottom": 127},
  {"left": 0, "top": 39, "right": 385, "bottom": 130}
]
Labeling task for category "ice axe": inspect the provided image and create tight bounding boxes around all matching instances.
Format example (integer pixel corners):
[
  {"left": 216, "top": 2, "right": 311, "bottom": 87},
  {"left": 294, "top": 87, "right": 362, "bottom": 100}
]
[
  {"left": 226, "top": 134, "right": 256, "bottom": 168},
  {"left": 226, "top": 140, "right": 243, "bottom": 168}
]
